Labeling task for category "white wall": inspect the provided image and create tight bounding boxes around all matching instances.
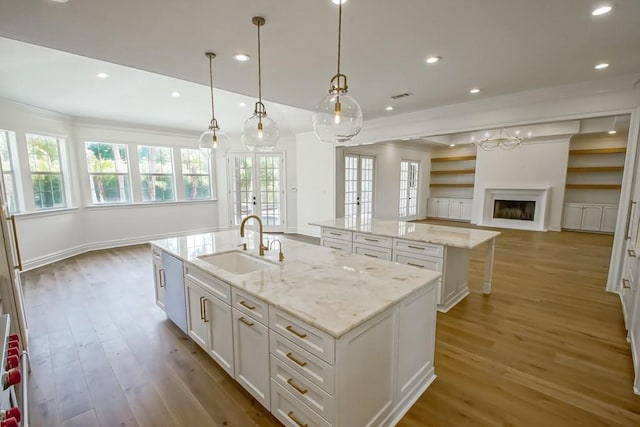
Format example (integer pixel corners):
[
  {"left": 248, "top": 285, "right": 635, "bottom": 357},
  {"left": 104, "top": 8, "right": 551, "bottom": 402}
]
[
  {"left": 472, "top": 138, "right": 570, "bottom": 231},
  {"left": 295, "top": 132, "right": 335, "bottom": 236},
  {"left": 335, "top": 143, "right": 431, "bottom": 220}
]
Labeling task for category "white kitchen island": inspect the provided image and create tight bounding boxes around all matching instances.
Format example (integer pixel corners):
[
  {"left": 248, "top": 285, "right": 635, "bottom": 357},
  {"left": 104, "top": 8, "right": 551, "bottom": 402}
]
[
  {"left": 150, "top": 230, "right": 441, "bottom": 427},
  {"left": 311, "top": 218, "right": 501, "bottom": 312}
]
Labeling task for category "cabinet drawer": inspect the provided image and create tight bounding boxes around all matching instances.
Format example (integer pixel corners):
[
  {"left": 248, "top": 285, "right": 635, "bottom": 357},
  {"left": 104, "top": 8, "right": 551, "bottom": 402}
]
[
  {"left": 184, "top": 264, "right": 231, "bottom": 303},
  {"left": 394, "top": 239, "right": 443, "bottom": 258},
  {"left": 353, "top": 243, "right": 392, "bottom": 261},
  {"left": 353, "top": 232, "right": 392, "bottom": 248},
  {"left": 271, "top": 380, "right": 332, "bottom": 427},
  {"left": 232, "top": 288, "right": 268, "bottom": 326},
  {"left": 321, "top": 227, "right": 352, "bottom": 242},
  {"left": 270, "top": 356, "right": 335, "bottom": 424},
  {"left": 270, "top": 308, "right": 335, "bottom": 364},
  {"left": 321, "top": 238, "right": 352, "bottom": 253},
  {"left": 270, "top": 332, "right": 335, "bottom": 395},
  {"left": 393, "top": 250, "right": 443, "bottom": 272}
]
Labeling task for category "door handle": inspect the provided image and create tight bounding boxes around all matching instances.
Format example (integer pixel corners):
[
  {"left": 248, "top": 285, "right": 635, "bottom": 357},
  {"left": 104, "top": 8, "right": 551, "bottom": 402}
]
[
  {"left": 159, "top": 269, "right": 165, "bottom": 287},
  {"left": 625, "top": 201, "right": 636, "bottom": 240},
  {"left": 202, "top": 298, "right": 208, "bottom": 323},
  {"left": 199, "top": 296, "right": 205, "bottom": 320},
  {"left": 9, "top": 215, "right": 22, "bottom": 271}
]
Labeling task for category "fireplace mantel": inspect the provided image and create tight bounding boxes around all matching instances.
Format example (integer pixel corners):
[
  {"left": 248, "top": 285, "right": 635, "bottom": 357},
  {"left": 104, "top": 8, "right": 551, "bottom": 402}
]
[{"left": 480, "top": 188, "right": 551, "bottom": 231}]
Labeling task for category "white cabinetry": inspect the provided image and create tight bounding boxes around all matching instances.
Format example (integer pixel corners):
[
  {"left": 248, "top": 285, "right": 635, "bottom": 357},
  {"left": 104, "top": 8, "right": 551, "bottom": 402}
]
[
  {"left": 427, "top": 198, "right": 472, "bottom": 222},
  {"left": 320, "top": 228, "right": 353, "bottom": 252},
  {"left": 151, "top": 247, "right": 165, "bottom": 310},
  {"left": 562, "top": 203, "right": 618, "bottom": 233}
]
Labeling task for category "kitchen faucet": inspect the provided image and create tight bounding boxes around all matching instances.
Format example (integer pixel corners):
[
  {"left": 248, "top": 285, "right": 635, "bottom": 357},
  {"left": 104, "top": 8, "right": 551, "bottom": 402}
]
[
  {"left": 269, "top": 240, "right": 285, "bottom": 262},
  {"left": 239, "top": 215, "right": 267, "bottom": 256}
]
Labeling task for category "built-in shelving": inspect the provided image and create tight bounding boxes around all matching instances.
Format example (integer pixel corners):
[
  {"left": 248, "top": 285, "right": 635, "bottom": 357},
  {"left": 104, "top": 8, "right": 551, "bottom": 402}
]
[
  {"left": 431, "top": 155, "right": 477, "bottom": 162},
  {"left": 565, "top": 184, "right": 622, "bottom": 190},
  {"left": 569, "top": 147, "right": 626, "bottom": 155},
  {"left": 430, "top": 169, "right": 476, "bottom": 175},
  {"left": 567, "top": 166, "right": 624, "bottom": 173},
  {"left": 429, "top": 183, "right": 474, "bottom": 188}
]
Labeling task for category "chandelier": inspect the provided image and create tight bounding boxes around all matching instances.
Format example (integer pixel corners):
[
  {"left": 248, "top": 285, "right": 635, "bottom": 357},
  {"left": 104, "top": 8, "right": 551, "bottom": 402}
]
[{"left": 474, "top": 129, "right": 531, "bottom": 151}]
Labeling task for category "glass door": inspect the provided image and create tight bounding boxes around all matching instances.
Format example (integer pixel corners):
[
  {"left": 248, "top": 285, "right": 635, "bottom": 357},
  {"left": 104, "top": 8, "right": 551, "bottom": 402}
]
[
  {"left": 228, "top": 153, "right": 285, "bottom": 232},
  {"left": 344, "top": 154, "right": 374, "bottom": 219},
  {"left": 399, "top": 160, "right": 420, "bottom": 220}
]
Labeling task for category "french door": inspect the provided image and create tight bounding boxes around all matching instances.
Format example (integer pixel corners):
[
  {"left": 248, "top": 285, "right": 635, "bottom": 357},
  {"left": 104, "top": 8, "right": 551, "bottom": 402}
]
[
  {"left": 399, "top": 160, "right": 420, "bottom": 220},
  {"left": 344, "top": 154, "right": 374, "bottom": 219},
  {"left": 228, "top": 153, "right": 285, "bottom": 232}
]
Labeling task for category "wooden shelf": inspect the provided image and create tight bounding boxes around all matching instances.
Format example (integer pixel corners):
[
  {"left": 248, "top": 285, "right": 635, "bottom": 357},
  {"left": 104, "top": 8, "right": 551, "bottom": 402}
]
[
  {"left": 430, "top": 183, "right": 474, "bottom": 188},
  {"left": 565, "top": 184, "right": 622, "bottom": 190},
  {"left": 431, "top": 155, "right": 477, "bottom": 163},
  {"left": 569, "top": 147, "right": 626, "bottom": 155},
  {"left": 567, "top": 166, "right": 624, "bottom": 173},
  {"left": 430, "top": 169, "right": 476, "bottom": 175}
]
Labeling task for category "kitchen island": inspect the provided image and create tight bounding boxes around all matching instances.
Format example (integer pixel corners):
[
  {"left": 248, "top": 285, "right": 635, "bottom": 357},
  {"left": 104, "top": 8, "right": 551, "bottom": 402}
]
[
  {"left": 311, "top": 218, "right": 501, "bottom": 312},
  {"left": 150, "top": 230, "right": 441, "bottom": 427}
]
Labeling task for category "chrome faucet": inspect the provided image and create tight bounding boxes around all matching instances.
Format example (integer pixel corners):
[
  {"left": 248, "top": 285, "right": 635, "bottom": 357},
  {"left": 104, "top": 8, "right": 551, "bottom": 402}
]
[
  {"left": 269, "top": 240, "right": 285, "bottom": 262},
  {"left": 240, "top": 215, "right": 267, "bottom": 256}
]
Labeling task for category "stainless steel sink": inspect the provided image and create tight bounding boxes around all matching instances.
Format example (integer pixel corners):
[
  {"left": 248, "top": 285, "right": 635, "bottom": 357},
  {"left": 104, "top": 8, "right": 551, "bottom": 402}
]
[{"left": 198, "top": 251, "right": 276, "bottom": 275}]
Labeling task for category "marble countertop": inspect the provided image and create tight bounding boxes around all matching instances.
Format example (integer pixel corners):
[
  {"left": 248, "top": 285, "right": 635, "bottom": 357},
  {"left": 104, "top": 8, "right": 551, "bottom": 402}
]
[
  {"left": 150, "top": 230, "right": 440, "bottom": 338},
  {"left": 310, "top": 218, "right": 500, "bottom": 249}
]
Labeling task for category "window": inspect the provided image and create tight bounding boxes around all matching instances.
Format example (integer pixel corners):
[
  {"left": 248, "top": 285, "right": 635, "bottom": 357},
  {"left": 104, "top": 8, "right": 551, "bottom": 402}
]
[
  {"left": 0, "top": 130, "right": 19, "bottom": 213},
  {"left": 399, "top": 160, "right": 419, "bottom": 219},
  {"left": 181, "top": 149, "right": 212, "bottom": 200},
  {"left": 85, "top": 142, "right": 131, "bottom": 204},
  {"left": 138, "top": 145, "right": 174, "bottom": 202},
  {"left": 27, "top": 133, "right": 67, "bottom": 210}
]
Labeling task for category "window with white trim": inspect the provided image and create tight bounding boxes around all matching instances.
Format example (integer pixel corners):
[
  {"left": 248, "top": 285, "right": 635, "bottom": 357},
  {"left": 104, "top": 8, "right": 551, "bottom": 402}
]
[
  {"left": 181, "top": 148, "right": 212, "bottom": 200},
  {"left": 26, "top": 133, "right": 67, "bottom": 210},
  {"left": 0, "top": 130, "right": 19, "bottom": 213},
  {"left": 85, "top": 142, "right": 131, "bottom": 204},
  {"left": 137, "top": 145, "right": 175, "bottom": 202}
]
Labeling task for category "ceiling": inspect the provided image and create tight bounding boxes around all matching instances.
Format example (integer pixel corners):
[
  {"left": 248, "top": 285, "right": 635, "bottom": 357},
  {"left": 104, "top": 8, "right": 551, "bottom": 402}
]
[{"left": 0, "top": 0, "right": 639, "bottom": 135}]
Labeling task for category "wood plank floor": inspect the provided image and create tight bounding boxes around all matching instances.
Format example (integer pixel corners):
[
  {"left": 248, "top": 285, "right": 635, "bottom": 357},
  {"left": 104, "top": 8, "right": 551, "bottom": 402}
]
[{"left": 21, "top": 224, "right": 640, "bottom": 426}]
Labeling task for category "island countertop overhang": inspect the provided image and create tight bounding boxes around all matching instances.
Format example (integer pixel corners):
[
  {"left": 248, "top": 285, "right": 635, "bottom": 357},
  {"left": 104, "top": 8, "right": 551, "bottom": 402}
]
[{"left": 150, "top": 230, "right": 440, "bottom": 338}]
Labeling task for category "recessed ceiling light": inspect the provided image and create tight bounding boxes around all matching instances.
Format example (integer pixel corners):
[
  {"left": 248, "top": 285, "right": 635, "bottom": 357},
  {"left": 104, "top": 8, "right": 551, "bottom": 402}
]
[
  {"left": 96, "top": 72, "right": 109, "bottom": 79},
  {"left": 171, "top": 91, "right": 181, "bottom": 97},
  {"left": 595, "top": 62, "right": 609, "bottom": 70},
  {"left": 50, "top": 0, "right": 70, "bottom": 3},
  {"left": 450, "top": 144, "right": 456, "bottom": 147},
  {"left": 331, "top": 0, "right": 348, "bottom": 4},
  {"left": 233, "top": 53, "right": 251, "bottom": 62},
  {"left": 608, "top": 130, "right": 617, "bottom": 135},
  {"left": 385, "top": 106, "right": 394, "bottom": 111},
  {"left": 592, "top": 5, "right": 612, "bottom": 16},
  {"left": 469, "top": 88, "right": 481, "bottom": 94},
  {"left": 239, "top": 102, "right": 247, "bottom": 107},
  {"left": 426, "top": 56, "right": 441, "bottom": 64}
]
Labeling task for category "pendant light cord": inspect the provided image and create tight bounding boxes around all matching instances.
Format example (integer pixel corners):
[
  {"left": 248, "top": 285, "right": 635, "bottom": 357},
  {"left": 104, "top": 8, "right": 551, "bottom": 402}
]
[
  {"left": 337, "top": 1, "right": 342, "bottom": 77},
  {"left": 258, "top": 21, "right": 262, "bottom": 105},
  {"left": 209, "top": 54, "right": 216, "bottom": 129}
]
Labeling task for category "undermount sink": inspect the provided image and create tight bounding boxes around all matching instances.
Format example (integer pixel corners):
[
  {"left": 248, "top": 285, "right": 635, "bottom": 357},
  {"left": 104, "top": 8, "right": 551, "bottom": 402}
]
[{"left": 198, "top": 251, "right": 276, "bottom": 275}]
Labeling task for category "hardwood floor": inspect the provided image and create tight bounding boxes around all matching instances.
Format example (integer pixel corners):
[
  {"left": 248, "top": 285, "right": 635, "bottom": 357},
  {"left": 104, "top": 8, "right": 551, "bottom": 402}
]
[{"left": 21, "top": 225, "right": 640, "bottom": 426}]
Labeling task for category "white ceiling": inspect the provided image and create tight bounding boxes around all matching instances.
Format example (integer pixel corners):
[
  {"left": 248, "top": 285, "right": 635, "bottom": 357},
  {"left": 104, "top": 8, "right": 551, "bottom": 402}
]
[{"left": 0, "top": 0, "right": 639, "bottom": 134}]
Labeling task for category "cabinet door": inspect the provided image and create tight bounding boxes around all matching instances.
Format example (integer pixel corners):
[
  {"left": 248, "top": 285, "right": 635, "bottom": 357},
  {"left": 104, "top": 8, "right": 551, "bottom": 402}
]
[
  {"left": 562, "top": 204, "right": 583, "bottom": 230},
  {"left": 233, "top": 308, "right": 270, "bottom": 409},
  {"left": 185, "top": 280, "right": 208, "bottom": 349},
  {"left": 152, "top": 258, "right": 165, "bottom": 310},
  {"left": 601, "top": 206, "right": 618, "bottom": 233},
  {"left": 426, "top": 199, "right": 438, "bottom": 218},
  {"left": 206, "top": 296, "right": 235, "bottom": 377},
  {"left": 448, "top": 200, "right": 462, "bottom": 219},
  {"left": 162, "top": 252, "right": 187, "bottom": 334},
  {"left": 436, "top": 199, "right": 450, "bottom": 218},
  {"left": 461, "top": 200, "right": 473, "bottom": 221},
  {"left": 581, "top": 205, "right": 604, "bottom": 232}
]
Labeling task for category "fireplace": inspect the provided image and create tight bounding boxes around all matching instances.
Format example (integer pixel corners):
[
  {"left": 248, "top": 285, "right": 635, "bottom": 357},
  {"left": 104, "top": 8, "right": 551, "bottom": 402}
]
[{"left": 493, "top": 200, "right": 535, "bottom": 221}]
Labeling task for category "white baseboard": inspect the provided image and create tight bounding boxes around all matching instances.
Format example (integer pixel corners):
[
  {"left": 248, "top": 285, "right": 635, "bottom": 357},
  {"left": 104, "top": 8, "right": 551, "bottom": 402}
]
[
  {"left": 22, "top": 227, "right": 225, "bottom": 271},
  {"left": 437, "top": 288, "right": 470, "bottom": 313},
  {"left": 381, "top": 368, "right": 437, "bottom": 426}
]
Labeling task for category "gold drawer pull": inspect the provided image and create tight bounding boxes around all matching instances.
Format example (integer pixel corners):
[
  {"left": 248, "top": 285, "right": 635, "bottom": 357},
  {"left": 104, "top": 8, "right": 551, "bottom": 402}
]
[
  {"left": 364, "top": 238, "right": 379, "bottom": 242},
  {"left": 286, "top": 325, "right": 307, "bottom": 339},
  {"left": 407, "top": 245, "right": 425, "bottom": 250},
  {"left": 240, "top": 300, "right": 256, "bottom": 310},
  {"left": 329, "top": 246, "right": 341, "bottom": 250},
  {"left": 287, "top": 411, "right": 308, "bottom": 427},
  {"left": 329, "top": 232, "right": 341, "bottom": 236},
  {"left": 286, "top": 378, "right": 308, "bottom": 395},
  {"left": 407, "top": 262, "right": 423, "bottom": 268},
  {"left": 239, "top": 317, "right": 254, "bottom": 327},
  {"left": 628, "top": 249, "right": 637, "bottom": 257},
  {"left": 363, "top": 253, "right": 377, "bottom": 258},
  {"left": 286, "top": 352, "right": 307, "bottom": 367},
  {"left": 623, "top": 279, "right": 631, "bottom": 289}
]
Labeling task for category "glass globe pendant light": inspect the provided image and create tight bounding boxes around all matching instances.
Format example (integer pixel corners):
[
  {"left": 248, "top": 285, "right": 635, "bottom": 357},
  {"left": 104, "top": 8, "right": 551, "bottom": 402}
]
[
  {"left": 312, "top": 0, "right": 363, "bottom": 143},
  {"left": 199, "top": 52, "right": 230, "bottom": 158},
  {"left": 242, "top": 16, "right": 279, "bottom": 152}
]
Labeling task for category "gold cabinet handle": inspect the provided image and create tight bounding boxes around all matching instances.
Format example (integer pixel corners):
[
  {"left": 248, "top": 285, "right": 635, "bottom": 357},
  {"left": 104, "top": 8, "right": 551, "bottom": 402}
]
[
  {"left": 286, "top": 352, "right": 307, "bottom": 367},
  {"left": 628, "top": 249, "right": 637, "bottom": 257},
  {"left": 286, "top": 378, "right": 308, "bottom": 395},
  {"left": 329, "top": 246, "right": 341, "bottom": 250},
  {"left": 623, "top": 279, "right": 631, "bottom": 289},
  {"left": 363, "top": 253, "right": 377, "bottom": 258},
  {"left": 199, "top": 296, "right": 205, "bottom": 320},
  {"left": 364, "top": 238, "right": 379, "bottom": 242},
  {"left": 407, "top": 245, "right": 424, "bottom": 250},
  {"left": 203, "top": 298, "right": 208, "bottom": 323},
  {"left": 159, "top": 269, "right": 165, "bottom": 287},
  {"left": 625, "top": 201, "right": 636, "bottom": 240},
  {"left": 9, "top": 215, "right": 22, "bottom": 271},
  {"left": 240, "top": 300, "right": 256, "bottom": 310},
  {"left": 285, "top": 325, "right": 307, "bottom": 339},
  {"left": 407, "top": 262, "right": 423, "bottom": 268},
  {"left": 287, "top": 411, "right": 308, "bottom": 427},
  {"left": 239, "top": 317, "right": 254, "bottom": 327},
  {"left": 329, "top": 232, "right": 341, "bottom": 236}
]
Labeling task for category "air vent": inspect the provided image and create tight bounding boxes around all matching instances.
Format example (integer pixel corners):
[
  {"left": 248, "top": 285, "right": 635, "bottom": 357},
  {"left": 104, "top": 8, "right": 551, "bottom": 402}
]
[{"left": 390, "top": 92, "right": 412, "bottom": 100}]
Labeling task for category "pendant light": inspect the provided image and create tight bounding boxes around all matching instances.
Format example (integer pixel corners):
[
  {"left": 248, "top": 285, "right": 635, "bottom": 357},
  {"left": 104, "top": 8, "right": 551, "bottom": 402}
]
[
  {"left": 242, "top": 16, "right": 279, "bottom": 152},
  {"left": 199, "top": 52, "right": 230, "bottom": 157},
  {"left": 312, "top": 0, "right": 363, "bottom": 143}
]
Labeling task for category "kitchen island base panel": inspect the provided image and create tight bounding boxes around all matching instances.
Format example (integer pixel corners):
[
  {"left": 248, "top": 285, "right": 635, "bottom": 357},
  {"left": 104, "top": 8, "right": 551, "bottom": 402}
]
[
  {"left": 381, "top": 370, "right": 437, "bottom": 427},
  {"left": 483, "top": 238, "right": 496, "bottom": 294},
  {"left": 438, "top": 287, "right": 470, "bottom": 313}
]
